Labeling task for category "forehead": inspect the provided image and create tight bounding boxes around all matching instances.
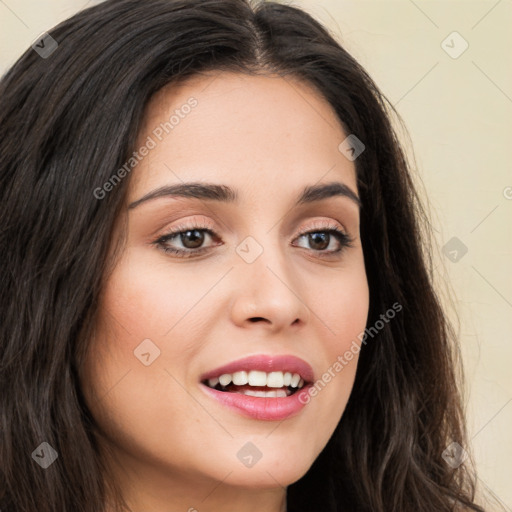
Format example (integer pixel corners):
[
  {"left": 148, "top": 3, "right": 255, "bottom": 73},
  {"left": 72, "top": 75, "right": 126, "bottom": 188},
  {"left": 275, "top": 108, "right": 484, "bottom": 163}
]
[{"left": 129, "top": 71, "right": 356, "bottom": 200}]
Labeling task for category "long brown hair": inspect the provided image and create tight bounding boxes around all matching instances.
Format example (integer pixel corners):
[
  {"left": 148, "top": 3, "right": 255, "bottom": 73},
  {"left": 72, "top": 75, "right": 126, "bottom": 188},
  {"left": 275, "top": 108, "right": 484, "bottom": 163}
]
[{"left": 0, "top": 0, "right": 487, "bottom": 510}]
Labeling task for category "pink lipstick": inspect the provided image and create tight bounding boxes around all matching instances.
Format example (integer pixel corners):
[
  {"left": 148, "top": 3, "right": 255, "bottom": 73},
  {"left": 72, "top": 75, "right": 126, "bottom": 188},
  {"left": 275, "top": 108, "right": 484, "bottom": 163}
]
[{"left": 199, "top": 354, "right": 314, "bottom": 421}]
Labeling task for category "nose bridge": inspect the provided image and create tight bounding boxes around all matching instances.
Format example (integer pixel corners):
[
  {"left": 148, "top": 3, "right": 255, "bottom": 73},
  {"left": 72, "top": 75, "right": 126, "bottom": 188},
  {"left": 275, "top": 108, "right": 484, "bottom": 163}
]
[
  {"left": 237, "top": 224, "right": 291, "bottom": 286},
  {"left": 230, "top": 225, "right": 310, "bottom": 327}
]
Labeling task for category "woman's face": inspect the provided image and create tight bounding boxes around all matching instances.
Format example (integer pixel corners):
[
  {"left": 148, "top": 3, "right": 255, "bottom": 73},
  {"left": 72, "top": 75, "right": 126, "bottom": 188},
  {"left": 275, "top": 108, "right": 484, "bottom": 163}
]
[{"left": 82, "top": 72, "right": 369, "bottom": 503}]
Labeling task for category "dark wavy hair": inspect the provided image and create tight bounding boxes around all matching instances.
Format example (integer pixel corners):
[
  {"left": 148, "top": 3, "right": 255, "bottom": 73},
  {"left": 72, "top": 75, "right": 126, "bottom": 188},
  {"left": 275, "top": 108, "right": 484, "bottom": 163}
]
[{"left": 0, "top": 0, "right": 488, "bottom": 510}]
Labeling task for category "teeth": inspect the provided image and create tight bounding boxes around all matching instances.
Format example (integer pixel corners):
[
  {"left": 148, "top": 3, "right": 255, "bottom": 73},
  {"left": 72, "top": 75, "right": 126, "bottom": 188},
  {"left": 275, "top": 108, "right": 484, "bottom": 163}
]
[
  {"left": 218, "top": 373, "right": 232, "bottom": 387},
  {"left": 248, "top": 370, "right": 267, "bottom": 386},
  {"left": 238, "top": 389, "right": 289, "bottom": 398},
  {"left": 206, "top": 371, "right": 305, "bottom": 390},
  {"left": 290, "top": 373, "right": 300, "bottom": 387},
  {"left": 266, "top": 371, "right": 284, "bottom": 388},
  {"left": 208, "top": 377, "right": 219, "bottom": 387},
  {"left": 232, "top": 371, "right": 248, "bottom": 385},
  {"left": 290, "top": 373, "right": 301, "bottom": 387}
]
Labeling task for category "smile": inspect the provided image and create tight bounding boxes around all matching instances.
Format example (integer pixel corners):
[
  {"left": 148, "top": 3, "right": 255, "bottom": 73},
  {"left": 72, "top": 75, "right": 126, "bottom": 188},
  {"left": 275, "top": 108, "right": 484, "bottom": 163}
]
[
  {"left": 203, "top": 370, "right": 306, "bottom": 397},
  {"left": 199, "top": 354, "right": 314, "bottom": 421}
]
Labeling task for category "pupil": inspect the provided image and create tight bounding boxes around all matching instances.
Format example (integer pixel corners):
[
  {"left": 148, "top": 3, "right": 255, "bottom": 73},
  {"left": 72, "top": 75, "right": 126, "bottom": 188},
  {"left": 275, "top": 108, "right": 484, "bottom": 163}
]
[
  {"left": 309, "top": 232, "right": 328, "bottom": 250},
  {"left": 181, "top": 229, "right": 204, "bottom": 249}
]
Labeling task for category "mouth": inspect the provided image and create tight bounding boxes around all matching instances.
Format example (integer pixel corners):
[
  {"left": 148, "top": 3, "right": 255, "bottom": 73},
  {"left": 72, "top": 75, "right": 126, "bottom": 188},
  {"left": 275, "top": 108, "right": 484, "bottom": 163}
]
[
  {"left": 198, "top": 354, "right": 314, "bottom": 420},
  {"left": 202, "top": 370, "right": 307, "bottom": 398}
]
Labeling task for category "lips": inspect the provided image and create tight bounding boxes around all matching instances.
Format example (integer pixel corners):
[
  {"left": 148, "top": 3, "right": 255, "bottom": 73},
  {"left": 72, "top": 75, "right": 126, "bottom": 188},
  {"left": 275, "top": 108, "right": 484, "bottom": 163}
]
[
  {"left": 200, "top": 354, "right": 315, "bottom": 383},
  {"left": 199, "top": 354, "right": 314, "bottom": 421},
  {"left": 204, "top": 369, "right": 305, "bottom": 397}
]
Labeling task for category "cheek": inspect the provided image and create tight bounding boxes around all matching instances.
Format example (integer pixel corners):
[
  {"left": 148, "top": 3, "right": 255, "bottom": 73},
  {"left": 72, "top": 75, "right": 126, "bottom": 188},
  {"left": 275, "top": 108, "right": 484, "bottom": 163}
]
[
  {"left": 302, "top": 258, "right": 369, "bottom": 432},
  {"left": 80, "top": 245, "right": 215, "bottom": 436},
  {"left": 99, "top": 246, "right": 216, "bottom": 350},
  {"left": 317, "top": 257, "right": 370, "bottom": 355}
]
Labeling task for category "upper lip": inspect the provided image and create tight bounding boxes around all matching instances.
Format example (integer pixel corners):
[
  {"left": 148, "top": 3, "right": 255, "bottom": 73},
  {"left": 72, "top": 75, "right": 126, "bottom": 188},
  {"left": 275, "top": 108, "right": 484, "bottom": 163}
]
[{"left": 200, "top": 354, "right": 315, "bottom": 383}]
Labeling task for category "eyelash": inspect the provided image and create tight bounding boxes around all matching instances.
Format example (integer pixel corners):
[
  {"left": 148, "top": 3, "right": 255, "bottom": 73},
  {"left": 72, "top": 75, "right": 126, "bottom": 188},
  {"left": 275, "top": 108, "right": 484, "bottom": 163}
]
[{"left": 153, "top": 221, "right": 355, "bottom": 259}]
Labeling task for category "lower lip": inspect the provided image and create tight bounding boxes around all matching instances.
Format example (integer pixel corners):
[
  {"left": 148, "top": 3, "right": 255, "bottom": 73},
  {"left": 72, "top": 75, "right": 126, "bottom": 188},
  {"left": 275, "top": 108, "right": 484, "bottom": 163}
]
[{"left": 200, "top": 383, "right": 312, "bottom": 421}]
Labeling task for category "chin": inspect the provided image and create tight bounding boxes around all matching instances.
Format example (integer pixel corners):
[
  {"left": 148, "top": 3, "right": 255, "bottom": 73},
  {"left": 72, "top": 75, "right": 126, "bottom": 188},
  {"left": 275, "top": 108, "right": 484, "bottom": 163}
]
[
  {"left": 196, "top": 439, "right": 318, "bottom": 489},
  {"left": 216, "top": 460, "right": 313, "bottom": 489}
]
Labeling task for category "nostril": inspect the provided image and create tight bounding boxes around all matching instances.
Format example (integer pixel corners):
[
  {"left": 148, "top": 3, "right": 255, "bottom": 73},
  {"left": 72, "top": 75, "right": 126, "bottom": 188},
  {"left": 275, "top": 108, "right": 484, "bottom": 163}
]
[{"left": 249, "top": 317, "right": 266, "bottom": 323}]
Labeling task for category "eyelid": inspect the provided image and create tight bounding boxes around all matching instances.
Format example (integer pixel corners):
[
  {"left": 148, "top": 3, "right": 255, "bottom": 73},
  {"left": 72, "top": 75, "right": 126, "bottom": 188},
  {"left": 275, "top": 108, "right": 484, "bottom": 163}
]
[
  {"left": 156, "top": 218, "right": 348, "bottom": 241},
  {"left": 153, "top": 216, "right": 355, "bottom": 260},
  {"left": 154, "top": 215, "right": 215, "bottom": 238},
  {"left": 296, "top": 219, "right": 346, "bottom": 234}
]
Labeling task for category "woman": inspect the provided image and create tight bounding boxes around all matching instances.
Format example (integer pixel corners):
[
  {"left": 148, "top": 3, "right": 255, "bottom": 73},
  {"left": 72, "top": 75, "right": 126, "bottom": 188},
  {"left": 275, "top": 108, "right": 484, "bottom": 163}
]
[{"left": 0, "top": 0, "right": 489, "bottom": 510}]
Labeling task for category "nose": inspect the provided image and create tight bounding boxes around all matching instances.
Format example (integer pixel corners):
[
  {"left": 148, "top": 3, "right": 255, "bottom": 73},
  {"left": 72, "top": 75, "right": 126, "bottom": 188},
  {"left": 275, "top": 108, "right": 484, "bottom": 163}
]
[{"left": 229, "top": 236, "right": 311, "bottom": 331}]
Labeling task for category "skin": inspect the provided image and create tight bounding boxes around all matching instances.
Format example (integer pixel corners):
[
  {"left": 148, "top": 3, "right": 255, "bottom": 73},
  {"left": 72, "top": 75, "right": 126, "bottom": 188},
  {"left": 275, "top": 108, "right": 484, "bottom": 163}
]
[{"left": 81, "top": 71, "right": 370, "bottom": 512}]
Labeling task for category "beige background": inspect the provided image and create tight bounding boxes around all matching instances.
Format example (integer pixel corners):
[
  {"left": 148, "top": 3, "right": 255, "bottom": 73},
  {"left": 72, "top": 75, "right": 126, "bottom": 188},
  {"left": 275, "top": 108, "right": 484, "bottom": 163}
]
[{"left": 1, "top": 0, "right": 510, "bottom": 509}]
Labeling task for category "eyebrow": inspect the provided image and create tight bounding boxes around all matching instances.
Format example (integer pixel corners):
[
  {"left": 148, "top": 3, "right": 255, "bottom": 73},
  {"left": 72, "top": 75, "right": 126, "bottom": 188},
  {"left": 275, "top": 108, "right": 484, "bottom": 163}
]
[{"left": 128, "top": 180, "right": 361, "bottom": 209}]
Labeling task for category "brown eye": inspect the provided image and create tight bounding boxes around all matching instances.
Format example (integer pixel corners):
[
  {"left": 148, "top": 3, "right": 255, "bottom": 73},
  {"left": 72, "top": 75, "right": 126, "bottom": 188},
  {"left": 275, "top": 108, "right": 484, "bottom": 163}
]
[
  {"left": 154, "top": 225, "right": 220, "bottom": 258},
  {"left": 294, "top": 227, "right": 353, "bottom": 256},
  {"left": 179, "top": 229, "right": 206, "bottom": 249},
  {"left": 306, "top": 232, "right": 330, "bottom": 251}
]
